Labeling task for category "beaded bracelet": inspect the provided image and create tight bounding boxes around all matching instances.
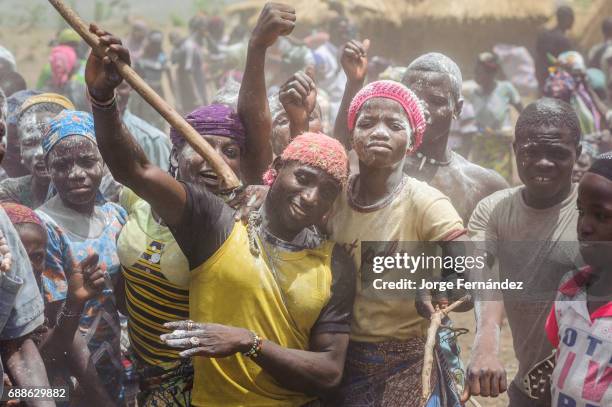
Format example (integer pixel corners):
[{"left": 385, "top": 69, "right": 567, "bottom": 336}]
[
  {"left": 243, "top": 331, "right": 263, "bottom": 358},
  {"left": 87, "top": 87, "right": 117, "bottom": 110}
]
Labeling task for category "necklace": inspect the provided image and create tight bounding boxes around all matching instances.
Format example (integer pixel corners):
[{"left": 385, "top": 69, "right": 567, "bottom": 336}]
[
  {"left": 247, "top": 210, "right": 323, "bottom": 256},
  {"left": 415, "top": 151, "right": 453, "bottom": 171},
  {"left": 347, "top": 174, "right": 406, "bottom": 213}
]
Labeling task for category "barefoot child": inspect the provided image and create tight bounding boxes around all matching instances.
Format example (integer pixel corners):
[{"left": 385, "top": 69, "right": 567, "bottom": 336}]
[{"left": 545, "top": 152, "right": 612, "bottom": 406}]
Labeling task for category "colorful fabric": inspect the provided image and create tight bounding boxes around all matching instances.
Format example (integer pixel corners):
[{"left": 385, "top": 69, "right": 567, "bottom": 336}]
[
  {"left": 1, "top": 202, "right": 44, "bottom": 228},
  {"left": 49, "top": 45, "right": 77, "bottom": 88},
  {"left": 42, "top": 110, "right": 95, "bottom": 157},
  {"left": 36, "top": 197, "right": 127, "bottom": 403},
  {"left": 544, "top": 69, "right": 602, "bottom": 135},
  {"left": 557, "top": 51, "right": 587, "bottom": 75},
  {"left": 348, "top": 80, "right": 427, "bottom": 153},
  {"left": 117, "top": 188, "right": 190, "bottom": 368},
  {"left": 545, "top": 267, "right": 612, "bottom": 406},
  {"left": 265, "top": 132, "right": 348, "bottom": 186},
  {"left": 169, "top": 104, "right": 245, "bottom": 149},
  {"left": 336, "top": 337, "right": 462, "bottom": 407},
  {"left": 544, "top": 70, "right": 575, "bottom": 102},
  {"left": 587, "top": 151, "right": 612, "bottom": 181},
  {"left": 19, "top": 93, "right": 75, "bottom": 117},
  {"left": 0, "top": 46, "right": 16, "bottom": 71}
]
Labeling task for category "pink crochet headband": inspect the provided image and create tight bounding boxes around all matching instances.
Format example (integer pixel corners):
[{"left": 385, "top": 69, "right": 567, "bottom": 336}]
[
  {"left": 263, "top": 132, "right": 348, "bottom": 186},
  {"left": 347, "top": 80, "right": 427, "bottom": 153}
]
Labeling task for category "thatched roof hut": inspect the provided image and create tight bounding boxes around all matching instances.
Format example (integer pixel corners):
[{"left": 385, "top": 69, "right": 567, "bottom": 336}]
[{"left": 226, "top": 0, "right": 556, "bottom": 75}]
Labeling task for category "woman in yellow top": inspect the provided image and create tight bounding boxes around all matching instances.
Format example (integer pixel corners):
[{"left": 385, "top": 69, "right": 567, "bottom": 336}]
[
  {"left": 113, "top": 102, "right": 246, "bottom": 406},
  {"left": 114, "top": 4, "right": 312, "bottom": 405},
  {"left": 85, "top": 5, "right": 356, "bottom": 407}
]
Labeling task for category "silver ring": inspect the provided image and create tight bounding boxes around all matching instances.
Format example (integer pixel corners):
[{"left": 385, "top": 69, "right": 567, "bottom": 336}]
[
  {"left": 187, "top": 321, "right": 194, "bottom": 331},
  {"left": 189, "top": 336, "right": 200, "bottom": 347}
]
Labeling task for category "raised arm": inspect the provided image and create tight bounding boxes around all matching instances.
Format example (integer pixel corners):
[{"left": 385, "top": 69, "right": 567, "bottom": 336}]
[
  {"left": 38, "top": 254, "right": 104, "bottom": 357},
  {"left": 238, "top": 3, "right": 295, "bottom": 184},
  {"left": 85, "top": 24, "right": 186, "bottom": 227},
  {"left": 333, "top": 39, "right": 369, "bottom": 149},
  {"left": 279, "top": 68, "right": 317, "bottom": 139}
]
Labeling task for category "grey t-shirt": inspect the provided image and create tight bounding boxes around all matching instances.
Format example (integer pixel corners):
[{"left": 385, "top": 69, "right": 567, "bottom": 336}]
[
  {"left": 0, "top": 206, "right": 45, "bottom": 397},
  {"left": 468, "top": 184, "right": 581, "bottom": 394}
]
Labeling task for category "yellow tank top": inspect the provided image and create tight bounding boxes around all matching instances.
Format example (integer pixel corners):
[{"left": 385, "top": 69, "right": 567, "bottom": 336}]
[{"left": 190, "top": 223, "right": 335, "bottom": 407}]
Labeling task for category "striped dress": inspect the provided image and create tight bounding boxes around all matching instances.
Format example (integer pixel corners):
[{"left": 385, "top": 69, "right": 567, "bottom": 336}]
[{"left": 117, "top": 189, "right": 193, "bottom": 406}]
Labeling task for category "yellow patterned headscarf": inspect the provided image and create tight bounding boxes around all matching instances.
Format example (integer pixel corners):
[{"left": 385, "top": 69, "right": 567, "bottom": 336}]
[{"left": 19, "top": 93, "right": 75, "bottom": 117}]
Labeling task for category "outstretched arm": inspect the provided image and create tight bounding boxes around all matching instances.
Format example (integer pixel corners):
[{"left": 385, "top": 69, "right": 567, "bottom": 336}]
[
  {"left": 161, "top": 245, "right": 355, "bottom": 396},
  {"left": 333, "top": 39, "right": 370, "bottom": 149},
  {"left": 86, "top": 25, "right": 186, "bottom": 227},
  {"left": 238, "top": 3, "right": 295, "bottom": 184}
]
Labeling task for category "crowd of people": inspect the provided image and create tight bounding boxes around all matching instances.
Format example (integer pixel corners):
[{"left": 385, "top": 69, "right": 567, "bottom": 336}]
[{"left": 0, "top": 2, "right": 611, "bottom": 407}]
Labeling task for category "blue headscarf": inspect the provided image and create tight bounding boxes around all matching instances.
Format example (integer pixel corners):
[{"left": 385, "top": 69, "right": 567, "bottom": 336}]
[
  {"left": 42, "top": 110, "right": 96, "bottom": 157},
  {"left": 42, "top": 110, "right": 104, "bottom": 203}
]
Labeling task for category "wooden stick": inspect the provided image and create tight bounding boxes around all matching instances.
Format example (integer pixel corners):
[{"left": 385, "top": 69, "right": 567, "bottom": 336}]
[
  {"left": 47, "top": 0, "right": 241, "bottom": 192},
  {"left": 468, "top": 398, "right": 483, "bottom": 407},
  {"left": 421, "top": 295, "right": 471, "bottom": 406}
]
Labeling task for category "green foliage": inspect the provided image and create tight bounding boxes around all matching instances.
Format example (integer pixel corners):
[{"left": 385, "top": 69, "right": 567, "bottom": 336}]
[
  {"left": 170, "top": 14, "right": 187, "bottom": 27},
  {"left": 193, "top": 0, "right": 210, "bottom": 13},
  {"left": 193, "top": 0, "right": 224, "bottom": 14},
  {"left": 93, "top": 0, "right": 131, "bottom": 22}
]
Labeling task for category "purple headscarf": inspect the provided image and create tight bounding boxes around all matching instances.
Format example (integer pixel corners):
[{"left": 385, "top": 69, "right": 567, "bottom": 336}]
[{"left": 169, "top": 104, "right": 246, "bottom": 149}]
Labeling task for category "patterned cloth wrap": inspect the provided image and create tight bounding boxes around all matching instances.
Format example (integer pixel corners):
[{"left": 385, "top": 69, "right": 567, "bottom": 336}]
[
  {"left": 42, "top": 110, "right": 95, "bottom": 156},
  {"left": 337, "top": 329, "right": 464, "bottom": 407},
  {"left": 41, "top": 110, "right": 103, "bottom": 202},
  {"left": 19, "top": 93, "right": 75, "bottom": 118},
  {"left": 347, "top": 80, "right": 427, "bottom": 154},
  {"left": 1, "top": 202, "right": 44, "bottom": 228},
  {"left": 134, "top": 358, "right": 193, "bottom": 407},
  {"left": 37, "top": 203, "right": 127, "bottom": 404}
]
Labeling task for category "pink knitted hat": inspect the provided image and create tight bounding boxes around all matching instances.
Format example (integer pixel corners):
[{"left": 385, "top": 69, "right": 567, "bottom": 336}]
[
  {"left": 347, "top": 80, "right": 427, "bottom": 153},
  {"left": 263, "top": 132, "right": 348, "bottom": 186}
]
